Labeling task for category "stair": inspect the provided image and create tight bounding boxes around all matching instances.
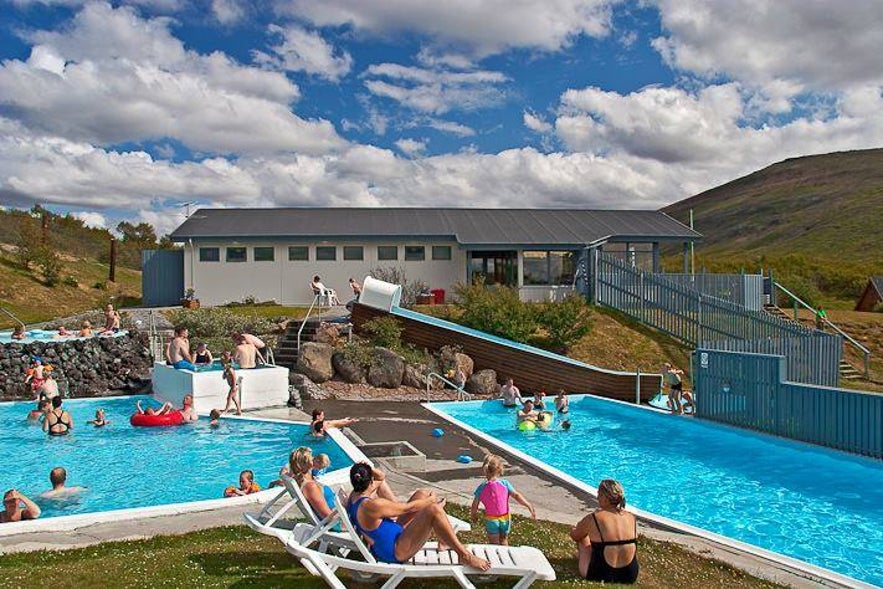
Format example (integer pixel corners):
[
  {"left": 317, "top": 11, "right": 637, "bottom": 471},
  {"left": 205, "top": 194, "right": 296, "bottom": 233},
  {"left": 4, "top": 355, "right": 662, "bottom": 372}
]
[
  {"left": 763, "top": 304, "right": 798, "bottom": 324},
  {"left": 274, "top": 319, "right": 323, "bottom": 368}
]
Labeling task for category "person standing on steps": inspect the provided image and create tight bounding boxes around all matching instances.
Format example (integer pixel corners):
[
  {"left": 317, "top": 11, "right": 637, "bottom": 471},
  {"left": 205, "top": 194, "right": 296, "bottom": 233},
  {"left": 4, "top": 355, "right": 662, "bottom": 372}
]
[{"left": 815, "top": 305, "right": 828, "bottom": 331}]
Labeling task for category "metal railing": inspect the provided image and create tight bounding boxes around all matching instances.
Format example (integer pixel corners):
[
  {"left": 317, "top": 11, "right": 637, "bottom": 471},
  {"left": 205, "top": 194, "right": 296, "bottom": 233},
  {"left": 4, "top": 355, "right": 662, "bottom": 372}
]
[
  {"left": 424, "top": 371, "right": 472, "bottom": 403},
  {"left": 297, "top": 295, "right": 322, "bottom": 352},
  {"left": 147, "top": 310, "right": 164, "bottom": 362},
  {"left": 1, "top": 307, "right": 26, "bottom": 330},
  {"left": 773, "top": 281, "right": 871, "bottom": 379},
  {"left": 660, "top": 273, "right": 764, "bottom": 310}
]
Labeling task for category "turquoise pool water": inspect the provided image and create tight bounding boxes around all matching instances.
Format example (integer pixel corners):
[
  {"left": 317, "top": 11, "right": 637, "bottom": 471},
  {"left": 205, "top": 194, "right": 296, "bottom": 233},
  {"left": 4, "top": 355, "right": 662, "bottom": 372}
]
[
  {"left": 434, "top": 395, "right": 883, "bottom": 586},
  {"left": 0, "top": 396, "right": 353, "bottom": 519},
  {"left": 0, "top": 329, "right": 129, "bottom": 344}
]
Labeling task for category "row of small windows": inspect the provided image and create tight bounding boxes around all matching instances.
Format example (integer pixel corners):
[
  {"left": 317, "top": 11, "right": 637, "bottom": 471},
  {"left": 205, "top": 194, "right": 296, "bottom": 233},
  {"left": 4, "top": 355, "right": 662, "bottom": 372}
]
[{"left": 199, "top": 245, "right": 452, "bottom": 263}]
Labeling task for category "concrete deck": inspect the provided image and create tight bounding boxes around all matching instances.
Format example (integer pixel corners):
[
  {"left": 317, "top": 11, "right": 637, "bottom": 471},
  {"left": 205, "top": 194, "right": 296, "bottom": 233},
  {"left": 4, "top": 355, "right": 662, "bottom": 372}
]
[{"left": 0, "top": 400, "right": 858, "bottom": 589}]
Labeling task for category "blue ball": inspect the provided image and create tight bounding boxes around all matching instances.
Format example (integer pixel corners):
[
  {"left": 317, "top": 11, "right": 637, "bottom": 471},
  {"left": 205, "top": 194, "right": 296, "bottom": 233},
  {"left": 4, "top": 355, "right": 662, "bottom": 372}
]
[
  {"left": 457, "top": 455, "right": 473, "bottom": 464},
  {"left": 431, "top": 428, "right": 445, "bottom": 437}
]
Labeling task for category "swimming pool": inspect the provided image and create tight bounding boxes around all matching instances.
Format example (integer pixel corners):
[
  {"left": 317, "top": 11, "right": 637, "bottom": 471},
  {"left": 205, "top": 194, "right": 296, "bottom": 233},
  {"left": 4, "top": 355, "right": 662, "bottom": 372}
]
[
  {"left": 0, "top": 329, "right": 129, "bottom": 344},
  {"left": 429, "top": 395, "right": 883, "bottom": 587},
  {"left": 0, "top": 396, "right": 355, "bottom": 521}
]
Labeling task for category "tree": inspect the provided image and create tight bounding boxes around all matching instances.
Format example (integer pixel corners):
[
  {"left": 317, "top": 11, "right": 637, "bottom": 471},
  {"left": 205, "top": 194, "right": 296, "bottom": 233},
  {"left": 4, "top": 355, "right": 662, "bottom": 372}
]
[
  {"left": 116, "top": 221, "right": 158, "bottom": 247},
  {"left": 537, "top": 294, "right": 593, "bottom": 353}
]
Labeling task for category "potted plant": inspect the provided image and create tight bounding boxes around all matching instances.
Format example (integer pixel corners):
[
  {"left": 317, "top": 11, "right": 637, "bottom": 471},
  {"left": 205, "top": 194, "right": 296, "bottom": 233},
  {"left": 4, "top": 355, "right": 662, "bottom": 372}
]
[{"left": 182, "top": 288, "right": 200, "bottom": 309}]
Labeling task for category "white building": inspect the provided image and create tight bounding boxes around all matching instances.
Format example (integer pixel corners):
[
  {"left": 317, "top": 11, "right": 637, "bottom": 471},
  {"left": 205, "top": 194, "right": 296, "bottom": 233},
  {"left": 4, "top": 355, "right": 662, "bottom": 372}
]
[{"left": 167, "top": 208, "right": 698, "bottom": 306}]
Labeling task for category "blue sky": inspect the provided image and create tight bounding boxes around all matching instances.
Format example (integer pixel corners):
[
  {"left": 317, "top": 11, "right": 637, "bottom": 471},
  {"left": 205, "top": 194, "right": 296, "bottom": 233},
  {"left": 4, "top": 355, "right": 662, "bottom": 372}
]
[{"left": 1, "top": 1, "right": 882, "bottom": 235}]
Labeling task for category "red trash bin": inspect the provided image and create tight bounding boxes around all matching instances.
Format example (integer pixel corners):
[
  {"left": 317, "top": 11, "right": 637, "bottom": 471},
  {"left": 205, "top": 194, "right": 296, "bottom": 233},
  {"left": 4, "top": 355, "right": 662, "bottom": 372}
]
[{"left": 431, "top": 288, "right": 445, "bottom": 304}]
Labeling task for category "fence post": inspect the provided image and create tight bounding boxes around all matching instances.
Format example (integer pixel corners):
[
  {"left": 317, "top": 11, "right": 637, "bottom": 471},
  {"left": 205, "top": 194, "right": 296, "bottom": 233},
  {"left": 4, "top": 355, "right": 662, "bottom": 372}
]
[{"left": 635, "top": 369, "right": 641, "bottom": 405}]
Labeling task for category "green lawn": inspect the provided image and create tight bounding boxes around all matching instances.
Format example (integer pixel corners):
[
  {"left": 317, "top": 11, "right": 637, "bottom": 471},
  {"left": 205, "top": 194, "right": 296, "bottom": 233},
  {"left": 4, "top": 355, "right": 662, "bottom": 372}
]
[
  {"left": 0, "top": 506, "right": 781, "bottom": 588},
  {"left": 223, "top": 304, "right": 311, "bottom": 321}
]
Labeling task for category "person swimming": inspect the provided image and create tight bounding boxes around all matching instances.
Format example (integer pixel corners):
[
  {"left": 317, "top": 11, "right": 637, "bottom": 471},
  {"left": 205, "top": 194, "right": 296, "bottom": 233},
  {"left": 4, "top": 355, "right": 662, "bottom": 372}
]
[{"left": 87, "top": 408, "right": 111, "bottom": 427}]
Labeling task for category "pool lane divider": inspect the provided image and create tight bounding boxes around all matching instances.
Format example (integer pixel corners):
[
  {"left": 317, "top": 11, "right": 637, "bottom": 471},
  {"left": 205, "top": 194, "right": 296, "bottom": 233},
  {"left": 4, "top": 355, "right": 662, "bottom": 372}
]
[{"left": 423, "top": 397, "right": 874, "bottom": 589}]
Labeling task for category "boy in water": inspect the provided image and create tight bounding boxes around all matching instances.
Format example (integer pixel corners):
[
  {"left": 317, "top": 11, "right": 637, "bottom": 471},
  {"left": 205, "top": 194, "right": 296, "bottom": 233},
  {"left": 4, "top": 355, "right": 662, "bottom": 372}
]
[
  {"left": 224, "top": 470, "right": 261, "bottom": 497},
  {"left": 471, "top": 454, "right": 536, "bottom": 545}
]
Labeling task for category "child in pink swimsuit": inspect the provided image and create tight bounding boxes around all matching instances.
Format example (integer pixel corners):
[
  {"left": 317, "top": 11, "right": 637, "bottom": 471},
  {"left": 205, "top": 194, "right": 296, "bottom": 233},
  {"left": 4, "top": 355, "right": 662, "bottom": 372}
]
[{"left": 471, "top": 454, "right": 536, "bottom": 545}]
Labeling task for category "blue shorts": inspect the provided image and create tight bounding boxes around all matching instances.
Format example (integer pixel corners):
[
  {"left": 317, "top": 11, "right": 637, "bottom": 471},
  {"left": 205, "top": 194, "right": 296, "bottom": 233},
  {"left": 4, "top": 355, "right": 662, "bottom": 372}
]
[
  {"left": 484, "top": 515, "right": 511, "bottom": 535},
  {"left": 173, "top": 360, "right": 197, "bottom": 371}
]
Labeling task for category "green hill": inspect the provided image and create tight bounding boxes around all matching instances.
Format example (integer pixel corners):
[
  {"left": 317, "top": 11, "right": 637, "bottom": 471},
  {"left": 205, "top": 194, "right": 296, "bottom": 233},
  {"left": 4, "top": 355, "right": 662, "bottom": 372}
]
[{"left": 663, "top": 148, "right": 883, "bottom": 306}]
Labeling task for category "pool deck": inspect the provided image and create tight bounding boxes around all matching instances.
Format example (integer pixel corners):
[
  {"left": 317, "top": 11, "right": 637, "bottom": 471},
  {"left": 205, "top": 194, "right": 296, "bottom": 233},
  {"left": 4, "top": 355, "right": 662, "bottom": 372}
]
[{"left": 0, "top": 400, "right": 861, "bottom": 589}]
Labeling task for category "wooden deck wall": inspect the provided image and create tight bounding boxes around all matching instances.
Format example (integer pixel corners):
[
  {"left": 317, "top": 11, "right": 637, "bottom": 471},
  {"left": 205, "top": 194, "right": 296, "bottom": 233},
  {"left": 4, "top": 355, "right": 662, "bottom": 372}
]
[{"left": 351, "top": 304, "right": 660, "bottom": 402}]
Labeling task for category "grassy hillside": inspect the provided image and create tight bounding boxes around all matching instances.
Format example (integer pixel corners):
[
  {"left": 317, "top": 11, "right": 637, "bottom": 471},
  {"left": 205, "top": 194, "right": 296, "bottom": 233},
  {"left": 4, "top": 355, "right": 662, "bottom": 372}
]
[
  {"left": 0, "top": 247, "right": 141, "bottom": 328},
  {"left": 663, "top": 148, "right": 883, "bottom": 306}
]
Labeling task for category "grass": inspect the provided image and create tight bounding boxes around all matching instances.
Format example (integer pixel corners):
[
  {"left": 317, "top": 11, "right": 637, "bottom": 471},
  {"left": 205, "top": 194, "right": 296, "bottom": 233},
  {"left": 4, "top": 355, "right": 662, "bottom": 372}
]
[
  {"left": 0, "top": 505, "right": 782, "bottom": 588},
  {"left": 223, "top": 304, "right": 311, "bottom": 321},
  {"left": 0, "top": 248, "right": 141, "bottom": 328}
]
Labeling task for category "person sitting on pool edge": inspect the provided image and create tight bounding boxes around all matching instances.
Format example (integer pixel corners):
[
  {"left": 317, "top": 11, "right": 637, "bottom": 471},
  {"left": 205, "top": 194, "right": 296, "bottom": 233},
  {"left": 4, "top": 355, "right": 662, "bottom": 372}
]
[
  {"left": 167, "top": 326, "right": 196, "bottom": 371},
  {"left": 571, "top": 479, "right": 639, "bottom": 584},
  {"left": 40, "top": 467, "right": 87, "bottom": 501},
  {"left": 43, "top": 396, "right": 72, "bottom": 436},
  {"left": 310, "top": 409, "right": 358, "bottom": 437},
  {"left": 224, "top": 470, "right": 261, "bottom": 497},
  {"left": 0, "top": 489, "right": 40, "bottom": 523},
  {"left": 347, "top": 462, "right": 491, "bottom": 570}
]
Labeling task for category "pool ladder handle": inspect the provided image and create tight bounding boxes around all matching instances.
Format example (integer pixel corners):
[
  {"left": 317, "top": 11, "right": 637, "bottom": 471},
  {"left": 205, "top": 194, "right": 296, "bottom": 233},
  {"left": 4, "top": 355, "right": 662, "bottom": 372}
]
[{"left": 424, "top": 372, "right": 472, "bottom": 404}]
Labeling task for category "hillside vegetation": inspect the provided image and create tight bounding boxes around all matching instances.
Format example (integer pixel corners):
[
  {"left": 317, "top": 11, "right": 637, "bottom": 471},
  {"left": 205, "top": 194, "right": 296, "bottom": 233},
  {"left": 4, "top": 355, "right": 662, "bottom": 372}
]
[{"left": 663, "top": 148, "right": 883, "bottom": 307}]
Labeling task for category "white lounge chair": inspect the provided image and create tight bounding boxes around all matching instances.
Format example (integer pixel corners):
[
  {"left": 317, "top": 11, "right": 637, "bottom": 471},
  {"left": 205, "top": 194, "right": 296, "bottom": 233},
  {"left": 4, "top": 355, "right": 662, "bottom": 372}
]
[{"left": 283, "top": 492, "right": 555, "bottom": 589}]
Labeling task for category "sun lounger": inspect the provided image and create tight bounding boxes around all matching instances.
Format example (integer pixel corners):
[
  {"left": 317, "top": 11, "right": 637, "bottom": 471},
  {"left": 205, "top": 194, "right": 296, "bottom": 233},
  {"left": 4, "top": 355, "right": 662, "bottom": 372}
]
[{"left": 282, "top": 492, "right": 555, "bottom": 588}]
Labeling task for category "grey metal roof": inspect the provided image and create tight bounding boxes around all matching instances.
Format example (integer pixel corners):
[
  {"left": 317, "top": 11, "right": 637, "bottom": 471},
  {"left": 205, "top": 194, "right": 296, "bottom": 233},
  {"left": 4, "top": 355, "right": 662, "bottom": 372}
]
[
  {"left": 871, "top": 277, "right": 883, "bottom": 297},
  {"left": 169, "top": 208, "right": 700, "bottom": 246}
]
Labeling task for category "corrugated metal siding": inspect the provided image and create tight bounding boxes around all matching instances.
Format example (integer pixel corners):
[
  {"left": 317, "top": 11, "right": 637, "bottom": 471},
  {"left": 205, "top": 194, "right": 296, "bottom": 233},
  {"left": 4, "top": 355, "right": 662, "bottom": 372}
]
[
  {"left": 695, "top": 349, "right": 883, "bottom": 459},
  {"left": 141, "top": 250, "right": 184, "bottom": 307}
]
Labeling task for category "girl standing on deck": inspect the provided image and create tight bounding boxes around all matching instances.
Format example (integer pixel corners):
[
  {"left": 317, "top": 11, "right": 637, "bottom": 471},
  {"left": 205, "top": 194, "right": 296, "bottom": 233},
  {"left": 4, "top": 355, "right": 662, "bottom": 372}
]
[
  {"left": 471, "top": 454, "right": 536, "bottom": 545},
  {"left": 221, "top": 351, "right": 241, "bottom": 415}
]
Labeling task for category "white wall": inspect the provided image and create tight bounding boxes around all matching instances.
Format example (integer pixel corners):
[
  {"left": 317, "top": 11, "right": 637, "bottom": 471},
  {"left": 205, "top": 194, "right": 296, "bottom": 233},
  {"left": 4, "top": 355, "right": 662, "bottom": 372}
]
[{"left": 184, "top": 240, "right": 467, "bottom": 306}]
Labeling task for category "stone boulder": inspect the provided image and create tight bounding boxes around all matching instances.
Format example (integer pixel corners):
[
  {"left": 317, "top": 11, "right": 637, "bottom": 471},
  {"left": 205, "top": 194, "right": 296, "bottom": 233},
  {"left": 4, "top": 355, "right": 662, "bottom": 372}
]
[
  {"left": 289, "top": 372, "right": 324, "bottom": 401},
  {"left": 368, "top": 347, "right": 405, "bottom": 388},
  {"left": 402, "top": 364, "right": 427, "bottom": 389},
  {"left": 296, "top": 342, "right": 334, "bottom": 383},
  {"left": 454, "top": 352, "right": 474, "bottom": 380},
  {"left": 332, "top": 351, "right": 366, "bottom": 384},
  {"left": 314, "top": 322, "right": 341, "bottom": 345},
  {"left": 466, "top": 369, "right": 499, "bottom": 396}
]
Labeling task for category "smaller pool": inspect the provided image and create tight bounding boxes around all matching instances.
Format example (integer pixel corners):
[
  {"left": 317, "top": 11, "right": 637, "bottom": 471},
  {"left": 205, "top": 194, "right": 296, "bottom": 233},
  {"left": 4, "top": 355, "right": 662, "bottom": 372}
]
[
  {"left": 0, "top": 329, "right": 129, "bottom": 344},
  {"left": 0, "top": 396, "right": 354, "bottom": 520}
]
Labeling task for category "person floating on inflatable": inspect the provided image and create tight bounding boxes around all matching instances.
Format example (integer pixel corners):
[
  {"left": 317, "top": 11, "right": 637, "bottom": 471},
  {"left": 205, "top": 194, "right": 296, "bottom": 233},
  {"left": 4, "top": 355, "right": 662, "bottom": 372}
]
[{"left": 517, "top": 400, "right": 539, "bottom": 431}]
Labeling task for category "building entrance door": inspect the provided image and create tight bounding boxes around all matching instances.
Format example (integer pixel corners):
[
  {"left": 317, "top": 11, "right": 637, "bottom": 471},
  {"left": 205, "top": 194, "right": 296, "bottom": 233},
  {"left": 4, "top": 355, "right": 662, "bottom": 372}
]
[{"left": 469, "top": 251, "right": 517, "bottom": 286}]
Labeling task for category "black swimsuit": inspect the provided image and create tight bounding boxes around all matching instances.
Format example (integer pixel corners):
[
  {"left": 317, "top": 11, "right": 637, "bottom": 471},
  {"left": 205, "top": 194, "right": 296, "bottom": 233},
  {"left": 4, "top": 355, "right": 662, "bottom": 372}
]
[
  {"left": 585, "top": 513, "right": 639, "bottom": 584},
  {"left": 195, "top": 352, "right": 211, "bottom": 364},
  {"left": 46, "top": 410, "right": 71, "bottom": 436}
]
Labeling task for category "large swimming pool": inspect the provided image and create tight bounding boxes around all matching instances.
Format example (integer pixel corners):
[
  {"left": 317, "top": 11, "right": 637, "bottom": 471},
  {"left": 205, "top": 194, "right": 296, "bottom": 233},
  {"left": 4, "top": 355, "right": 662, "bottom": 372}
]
[
  {"left": 431, "top": 395, "right": 883, "bottom": 587},
  {"left": 0, "top": 396, "right": 353, "bottom": 520}
]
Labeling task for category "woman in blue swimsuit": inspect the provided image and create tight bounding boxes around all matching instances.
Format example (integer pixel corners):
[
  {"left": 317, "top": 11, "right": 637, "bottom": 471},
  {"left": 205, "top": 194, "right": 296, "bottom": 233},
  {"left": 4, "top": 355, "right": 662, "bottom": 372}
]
[{"left": 346, "top": 463, "right": 491, "bottom": 570}]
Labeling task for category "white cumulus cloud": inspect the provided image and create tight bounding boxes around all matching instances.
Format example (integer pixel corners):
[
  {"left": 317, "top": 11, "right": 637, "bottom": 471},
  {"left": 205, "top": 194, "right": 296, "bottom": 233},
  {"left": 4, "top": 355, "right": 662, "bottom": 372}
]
[{"left": 254, "top": 24, "right": 353, "bottom": 81}]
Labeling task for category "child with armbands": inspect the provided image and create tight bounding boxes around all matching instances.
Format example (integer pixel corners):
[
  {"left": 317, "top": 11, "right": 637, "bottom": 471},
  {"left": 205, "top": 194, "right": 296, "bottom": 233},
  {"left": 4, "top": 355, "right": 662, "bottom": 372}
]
[{"left": 224, "top": 470, "right": 261, "bottom": 497}]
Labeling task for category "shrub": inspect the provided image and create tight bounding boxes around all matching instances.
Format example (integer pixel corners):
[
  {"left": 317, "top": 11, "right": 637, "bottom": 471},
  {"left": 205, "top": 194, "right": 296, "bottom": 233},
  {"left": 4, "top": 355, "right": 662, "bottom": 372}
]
[
  {"left": 369, "top": 266, "right": 428, "bottom": 308},
  {"left": 165, "top": 308, "right": 276, "bottom": 346},
  {"left": 873, "top": 302, "right": 883, "bottom": 314},
  {"left": 453, "top": 277, "right": 538, "bottom": 343},
  {"left": 362, "top": 316, "right": 404, "bottom": 350},
  {"left": 537, "top": 294, "right": 594, "bottom": 353},
  {"left": 93, "top": 281, "right": 108, "bottom": 290},
  {"left": 338, "top": 338, "right": 374, "bottom": 370},
  {"left": 62, "top": 275, "right": 79, "bottom": 288}
]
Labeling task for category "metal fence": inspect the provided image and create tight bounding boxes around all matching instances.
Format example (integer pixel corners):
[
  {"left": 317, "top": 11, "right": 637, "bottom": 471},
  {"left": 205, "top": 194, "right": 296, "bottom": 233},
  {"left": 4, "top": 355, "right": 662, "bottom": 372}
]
[
  {"left": 142, "top": 249, "right": 184, "bottom": 307},
  {"left": 593, "top": 251, "right": 841, "bottom": 386},
  {"left": 695, "top": 349, "right": 883, "bottom": 459},
  {"left": 659, "top": 273, "right": 764, "bottom": 310}
]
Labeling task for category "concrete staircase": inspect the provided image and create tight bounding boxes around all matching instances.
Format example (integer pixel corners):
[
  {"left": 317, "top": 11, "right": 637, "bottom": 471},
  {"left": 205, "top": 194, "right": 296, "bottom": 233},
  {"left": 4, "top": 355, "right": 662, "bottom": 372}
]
[
  {"left": 763, "top": 305, "right": 867, "bottom": 382},
  {"left": 274, "top": 318, "right": 323, "bottom": 369}
]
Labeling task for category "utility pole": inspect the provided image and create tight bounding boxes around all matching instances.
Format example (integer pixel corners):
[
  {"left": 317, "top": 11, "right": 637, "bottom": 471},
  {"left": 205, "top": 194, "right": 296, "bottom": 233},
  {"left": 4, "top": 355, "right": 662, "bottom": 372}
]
[
  {"left": 109, "top": 237, "right": 117, "bottom": 282},
  {"left": 40, "top": 209, "right": 49, "bottom": 244}
]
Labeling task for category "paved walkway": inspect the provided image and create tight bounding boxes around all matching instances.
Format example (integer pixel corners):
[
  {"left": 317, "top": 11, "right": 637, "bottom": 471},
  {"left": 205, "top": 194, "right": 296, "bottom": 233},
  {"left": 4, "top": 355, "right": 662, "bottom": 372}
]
[{"left": 0, "top": 400, "right": 855, "bottom": 589}]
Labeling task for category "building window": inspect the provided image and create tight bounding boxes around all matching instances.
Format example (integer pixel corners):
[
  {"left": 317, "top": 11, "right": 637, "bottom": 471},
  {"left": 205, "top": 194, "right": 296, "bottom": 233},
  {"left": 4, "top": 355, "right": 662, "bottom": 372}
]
[
  {"left": 226, "top": 247, "right": 247, "bottom": 263},
  {"left": 431, "top": 246, "right": 452, "bottom": 260},
  {"left": 343, "top": 246, "right": 364, "bottom": 261},
  {"left": 199, "top": 247, "right": 220, "bottom": 262},
  {"left": 316, "top": 246, "right": 336, "bottom": 261},
  {"left": 377, "top": 246, "right": 398, "bottom": 261},
  {"left": 288, "top": 246, "right": 309, "bottom": 261},
  {"left": 522, "top": 251, "right": 577, "bottom": 285},
  {"left": 404, "top": 246, "right": 425, "bottom": 261},
  {"left": 254, "top": 246, "right": 275, "bottom": 262}
]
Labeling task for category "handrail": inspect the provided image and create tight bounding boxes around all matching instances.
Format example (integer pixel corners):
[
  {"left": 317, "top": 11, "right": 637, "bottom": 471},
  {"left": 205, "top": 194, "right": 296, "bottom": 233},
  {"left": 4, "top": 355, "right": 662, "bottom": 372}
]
[
  {"left": 774, "top": 281, "right": 871, "bottom": 378},
  {"left": 1, "top": 307, "right": 26, "bottom": 330},
  {"left": 297, "top": 295, "right": 322, "bottom": 352},
  {"left": 424, "top": 371, "right": 472, "bottom": 403}
]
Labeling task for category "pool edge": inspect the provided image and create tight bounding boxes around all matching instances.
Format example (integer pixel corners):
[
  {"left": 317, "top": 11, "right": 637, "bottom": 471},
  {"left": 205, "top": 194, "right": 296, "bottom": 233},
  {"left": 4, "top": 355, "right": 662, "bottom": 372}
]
[{"left": 423, "top": 399, "right": 876, "bottom": 589}]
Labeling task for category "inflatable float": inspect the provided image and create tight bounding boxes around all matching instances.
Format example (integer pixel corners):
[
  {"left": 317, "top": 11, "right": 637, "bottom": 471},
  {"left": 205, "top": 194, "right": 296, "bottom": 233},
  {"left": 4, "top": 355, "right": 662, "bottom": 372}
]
[{"left": 130, "top": 410, "right": 184, "bottom": 427}]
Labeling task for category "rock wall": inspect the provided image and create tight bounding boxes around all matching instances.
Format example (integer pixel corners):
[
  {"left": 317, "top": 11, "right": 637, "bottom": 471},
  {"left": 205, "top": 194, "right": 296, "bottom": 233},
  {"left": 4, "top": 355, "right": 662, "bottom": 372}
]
[{"left": 0, "top": 332, "right": 153, "bottom": 400}]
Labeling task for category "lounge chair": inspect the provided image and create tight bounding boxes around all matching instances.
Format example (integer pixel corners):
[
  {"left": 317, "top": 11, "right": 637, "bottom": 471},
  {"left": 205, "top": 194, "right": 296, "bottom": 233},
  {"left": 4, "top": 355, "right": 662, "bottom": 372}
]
[{"left": 282, "top": 492, "right": 555, "bottom": 588}]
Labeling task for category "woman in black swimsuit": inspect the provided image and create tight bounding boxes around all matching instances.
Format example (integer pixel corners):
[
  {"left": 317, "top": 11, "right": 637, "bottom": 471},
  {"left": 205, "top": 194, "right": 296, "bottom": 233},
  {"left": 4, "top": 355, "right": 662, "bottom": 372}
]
[
  {"left": 42, "top": 396, "right": 73, "bottom": 436},
  {"left": 571, "top": 479, "right": 639, "bottom": 584}
]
